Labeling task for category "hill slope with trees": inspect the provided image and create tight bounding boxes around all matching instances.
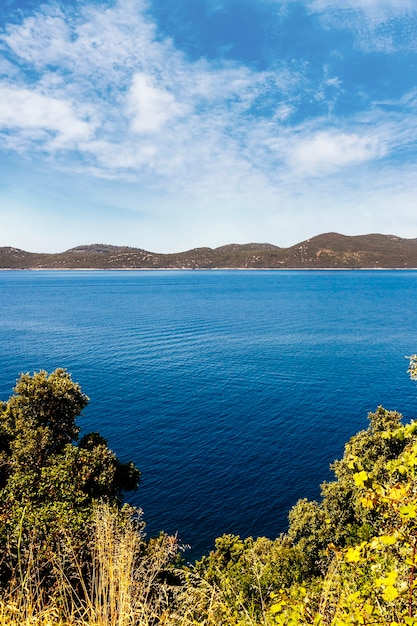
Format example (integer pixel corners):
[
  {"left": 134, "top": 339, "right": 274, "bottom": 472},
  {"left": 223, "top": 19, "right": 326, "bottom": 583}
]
[{"left": 3, "top": 233, "right": 417, "bottom": 269}]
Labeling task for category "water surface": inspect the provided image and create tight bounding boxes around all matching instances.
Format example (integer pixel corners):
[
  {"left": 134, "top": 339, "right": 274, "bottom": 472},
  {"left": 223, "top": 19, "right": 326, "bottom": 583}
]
[{"left": 1, "top": 270, "right": 417, "bottom": 557}]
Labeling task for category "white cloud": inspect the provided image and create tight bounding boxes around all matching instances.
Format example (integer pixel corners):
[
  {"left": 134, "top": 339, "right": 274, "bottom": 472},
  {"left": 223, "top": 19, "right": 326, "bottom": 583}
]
[
  {"left": 1, "top": 0, "right": 153, "bottom": 74},
  {"left": 0, "top": 3, "right": 405, "bottom": 189},
  {"left": 1, "top": 11, "right": 71, "bottom": 68},
  {"left": 303, "top": 0, "right": 417, "bottom": 52},
  {"left": 0, "top": 2, "right": 271, "bottom": 160},
  {"left": 0, "top": 85, "right": 93, "bottom": 147},
  {"left": 127, "top": 73, "right": 188, "bottom": 133},
  {"left": 286, "top": 130, "right": 386, "bottom": 175}
]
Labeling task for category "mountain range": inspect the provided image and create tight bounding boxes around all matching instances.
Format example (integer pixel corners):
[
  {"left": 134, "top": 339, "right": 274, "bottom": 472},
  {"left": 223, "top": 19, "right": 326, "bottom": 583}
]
[{"left": 2, "top": 233, "right": 417, "bottom": 269}]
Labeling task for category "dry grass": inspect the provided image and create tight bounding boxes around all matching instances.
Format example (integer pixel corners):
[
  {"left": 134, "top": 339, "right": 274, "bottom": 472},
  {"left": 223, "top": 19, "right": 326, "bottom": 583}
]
[
  {"left": 0, "top": 504, "right": 273, "bottom": 626},
  {"left": 0, "top": 504, "right": 181, "bottom": 626}
]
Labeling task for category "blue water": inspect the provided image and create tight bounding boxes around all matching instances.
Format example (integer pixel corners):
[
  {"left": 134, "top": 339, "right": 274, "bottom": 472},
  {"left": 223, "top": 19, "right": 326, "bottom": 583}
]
[{"left": 1, "top": 270, "right": 417, "bottom": 558}]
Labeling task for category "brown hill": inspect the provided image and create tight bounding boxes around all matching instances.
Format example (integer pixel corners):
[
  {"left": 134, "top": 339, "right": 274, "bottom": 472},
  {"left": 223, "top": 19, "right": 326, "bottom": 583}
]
[{"left": 1, "top": 233, "right": 417, "bottom": 269}]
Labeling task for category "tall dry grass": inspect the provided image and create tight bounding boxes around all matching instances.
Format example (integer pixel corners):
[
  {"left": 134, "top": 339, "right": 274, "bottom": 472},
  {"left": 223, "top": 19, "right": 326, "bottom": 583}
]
[
  {"left": 0, "top": 504, "right": 274, "bottom": 626},
  {"left": 0, "top": 503, "right": 181, "bottom": 626}
]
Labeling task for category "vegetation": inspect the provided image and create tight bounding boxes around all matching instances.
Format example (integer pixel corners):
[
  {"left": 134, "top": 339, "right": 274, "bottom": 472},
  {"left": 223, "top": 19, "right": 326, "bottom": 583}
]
[
  {"left": 3, "top": 232, "right": 417, "bottom": 268},
  {"left": 2, "top": 364, "right": 417, "bottom": 624},
  {"left": 0, "top": 370, "right": 140, "bottom": 593}
]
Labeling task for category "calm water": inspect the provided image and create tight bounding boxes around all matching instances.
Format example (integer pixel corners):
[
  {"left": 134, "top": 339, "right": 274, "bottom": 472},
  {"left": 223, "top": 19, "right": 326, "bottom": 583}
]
[{"left": 1, "top": 270, "right": 417, "bottom": 558}]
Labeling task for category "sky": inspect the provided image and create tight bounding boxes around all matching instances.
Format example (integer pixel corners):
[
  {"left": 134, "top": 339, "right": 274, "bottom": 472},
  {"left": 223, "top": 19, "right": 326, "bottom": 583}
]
[{"left": 1, "top": 0, "right": 417, "bottom": 252}]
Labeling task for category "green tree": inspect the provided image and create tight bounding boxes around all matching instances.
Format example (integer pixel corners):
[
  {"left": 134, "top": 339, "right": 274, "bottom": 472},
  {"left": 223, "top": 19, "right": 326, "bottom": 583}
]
[
  {"left": 270, "top": 418, "right": 417, "bottom": 625},
  {"left": 287, "top": 407, "right": 408, "bottom": 576},
  {"left": 0, "top": 369, "right": 140, "bottom": 587}
]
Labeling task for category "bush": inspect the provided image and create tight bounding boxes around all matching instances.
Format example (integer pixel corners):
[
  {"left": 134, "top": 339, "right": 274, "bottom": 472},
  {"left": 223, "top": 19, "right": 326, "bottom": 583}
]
[{"left": 0, "top": 369, "right": 140, "bottom": 589}]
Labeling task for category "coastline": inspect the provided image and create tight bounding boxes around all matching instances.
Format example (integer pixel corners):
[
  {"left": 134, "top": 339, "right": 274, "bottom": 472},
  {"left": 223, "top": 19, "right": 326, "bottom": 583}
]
[
  {"left": 2, "top": 267, "right": 417, "bottom": 271},
  {"left": 3, "top": 234, "right": 417, "bottom": 271}
]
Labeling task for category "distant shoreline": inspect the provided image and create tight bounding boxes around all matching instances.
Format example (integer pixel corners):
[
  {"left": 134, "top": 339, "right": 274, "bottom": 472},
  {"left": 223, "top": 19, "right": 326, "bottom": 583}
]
[
  {"left": 3, "top": 266, "right": 417, "bottom": 271},
  {"left": 3, "top": 233, "right": 417, "bottom": 270}
]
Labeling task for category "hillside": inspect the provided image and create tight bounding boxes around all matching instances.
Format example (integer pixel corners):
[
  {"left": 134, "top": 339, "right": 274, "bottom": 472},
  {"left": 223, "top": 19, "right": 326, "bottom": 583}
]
[{"left": 2, "top": 232, "right": 417, "bottom": 269}]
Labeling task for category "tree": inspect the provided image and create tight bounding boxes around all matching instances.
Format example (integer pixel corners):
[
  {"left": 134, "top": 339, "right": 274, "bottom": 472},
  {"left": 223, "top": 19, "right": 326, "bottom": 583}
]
[
  {"left": 270, "top": 417, "right": 417, "bottom": 625},
  {"left": 287, "top": 406, "right": 408, "bottom": 578},
  {"left": 0, "top": 369, "right": 140, "bottom": 587}
]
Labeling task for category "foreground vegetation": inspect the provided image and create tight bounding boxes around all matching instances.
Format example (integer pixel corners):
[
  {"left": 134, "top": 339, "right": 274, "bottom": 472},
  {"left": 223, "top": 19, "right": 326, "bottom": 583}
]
[{"left": 2, "top": 366, "right": 417, "bottom": 624}]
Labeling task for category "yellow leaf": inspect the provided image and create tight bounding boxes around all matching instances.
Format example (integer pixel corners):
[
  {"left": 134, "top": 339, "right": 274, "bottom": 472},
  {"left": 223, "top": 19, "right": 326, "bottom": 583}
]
[
  {"left": 387, "top": 485, "right": 408, "bottom": 501},
  {"left": 382, "top": 570, "right": 398, "bottom": 585},
  {"left": 374, "top": 483, "right": 386, "bottom": 496},
  {"left": 399, "top": 504, "right": 417, "bottom": 519},
  {"left": 347, "top": 591, "right": 361, "bottom": 602},
  {"left": 370, "top": 537, "right": 382, "bottom": 550},
  {"left": 353, "top": 471, "right": 369, "bottom": 488},
  {"left": 379, "top": 534, "right": 397, "bottom": 546},
  {"left": 348, "top": 458, "right": 362, "bottom": 470},
  {"left": 361, "top": 495, "right": 375, "bottom": 509},
  {"left": 381, "top": 431, "right": 393, "bottom": 439},
  {"left": 345, "top": 546, "right": 362, "bottom": 563},
  {"left": 382, "top": 586, "right": 398, "bottom": 602}
]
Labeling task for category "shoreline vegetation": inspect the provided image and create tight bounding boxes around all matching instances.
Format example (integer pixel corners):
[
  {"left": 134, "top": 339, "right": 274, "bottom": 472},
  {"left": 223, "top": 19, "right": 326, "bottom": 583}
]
[
  {"left": 3, "top": 232, "right": 417, "bottom": 270},
  {"left": 2, "top": 365, "right": 417, "bottom": 624}
]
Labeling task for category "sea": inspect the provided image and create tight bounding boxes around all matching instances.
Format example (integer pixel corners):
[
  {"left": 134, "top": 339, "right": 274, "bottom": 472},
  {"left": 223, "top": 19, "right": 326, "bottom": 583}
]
[{"left": 1, "top": 269, "right": 417, "bottom": 559}]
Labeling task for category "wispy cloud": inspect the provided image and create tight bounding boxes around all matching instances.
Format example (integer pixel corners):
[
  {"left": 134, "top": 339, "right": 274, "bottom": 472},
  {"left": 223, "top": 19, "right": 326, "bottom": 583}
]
[
  {"left": 0, "top": 3, "right": 358, "bottom": 173},
  {"left": 0, "top": 0, "right": 304, "bottom": 188},
  {"left": 304, "top": 0, "right": 417, "bottom": 52},
  {"left": 0, "top": 84, "right": 94, "bottom": 150},
  {"left": 0, "top": 0, "right": 416, "bottom": 251}
]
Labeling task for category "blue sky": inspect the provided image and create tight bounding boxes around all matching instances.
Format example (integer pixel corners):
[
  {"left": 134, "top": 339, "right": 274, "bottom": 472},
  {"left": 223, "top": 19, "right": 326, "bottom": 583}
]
[{"left": 1, "top": 0, "right": 417, "bottom": 252}]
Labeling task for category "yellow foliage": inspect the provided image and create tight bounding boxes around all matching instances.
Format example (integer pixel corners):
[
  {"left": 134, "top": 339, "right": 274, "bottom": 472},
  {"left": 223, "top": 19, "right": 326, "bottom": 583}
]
[{"left": 353, "top": 471, "right": 369, "bottom": 488}]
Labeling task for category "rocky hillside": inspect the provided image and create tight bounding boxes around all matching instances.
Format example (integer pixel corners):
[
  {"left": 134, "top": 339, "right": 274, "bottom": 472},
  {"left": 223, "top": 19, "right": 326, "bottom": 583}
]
[{"left": 2, "top": 233, "right": 417, "bottom": 269}]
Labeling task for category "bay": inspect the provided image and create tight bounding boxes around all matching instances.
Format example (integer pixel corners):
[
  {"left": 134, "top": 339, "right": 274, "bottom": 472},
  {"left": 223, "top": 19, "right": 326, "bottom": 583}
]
[{"left": 1, "top": 269, "right": 417, "bottom": 558}]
